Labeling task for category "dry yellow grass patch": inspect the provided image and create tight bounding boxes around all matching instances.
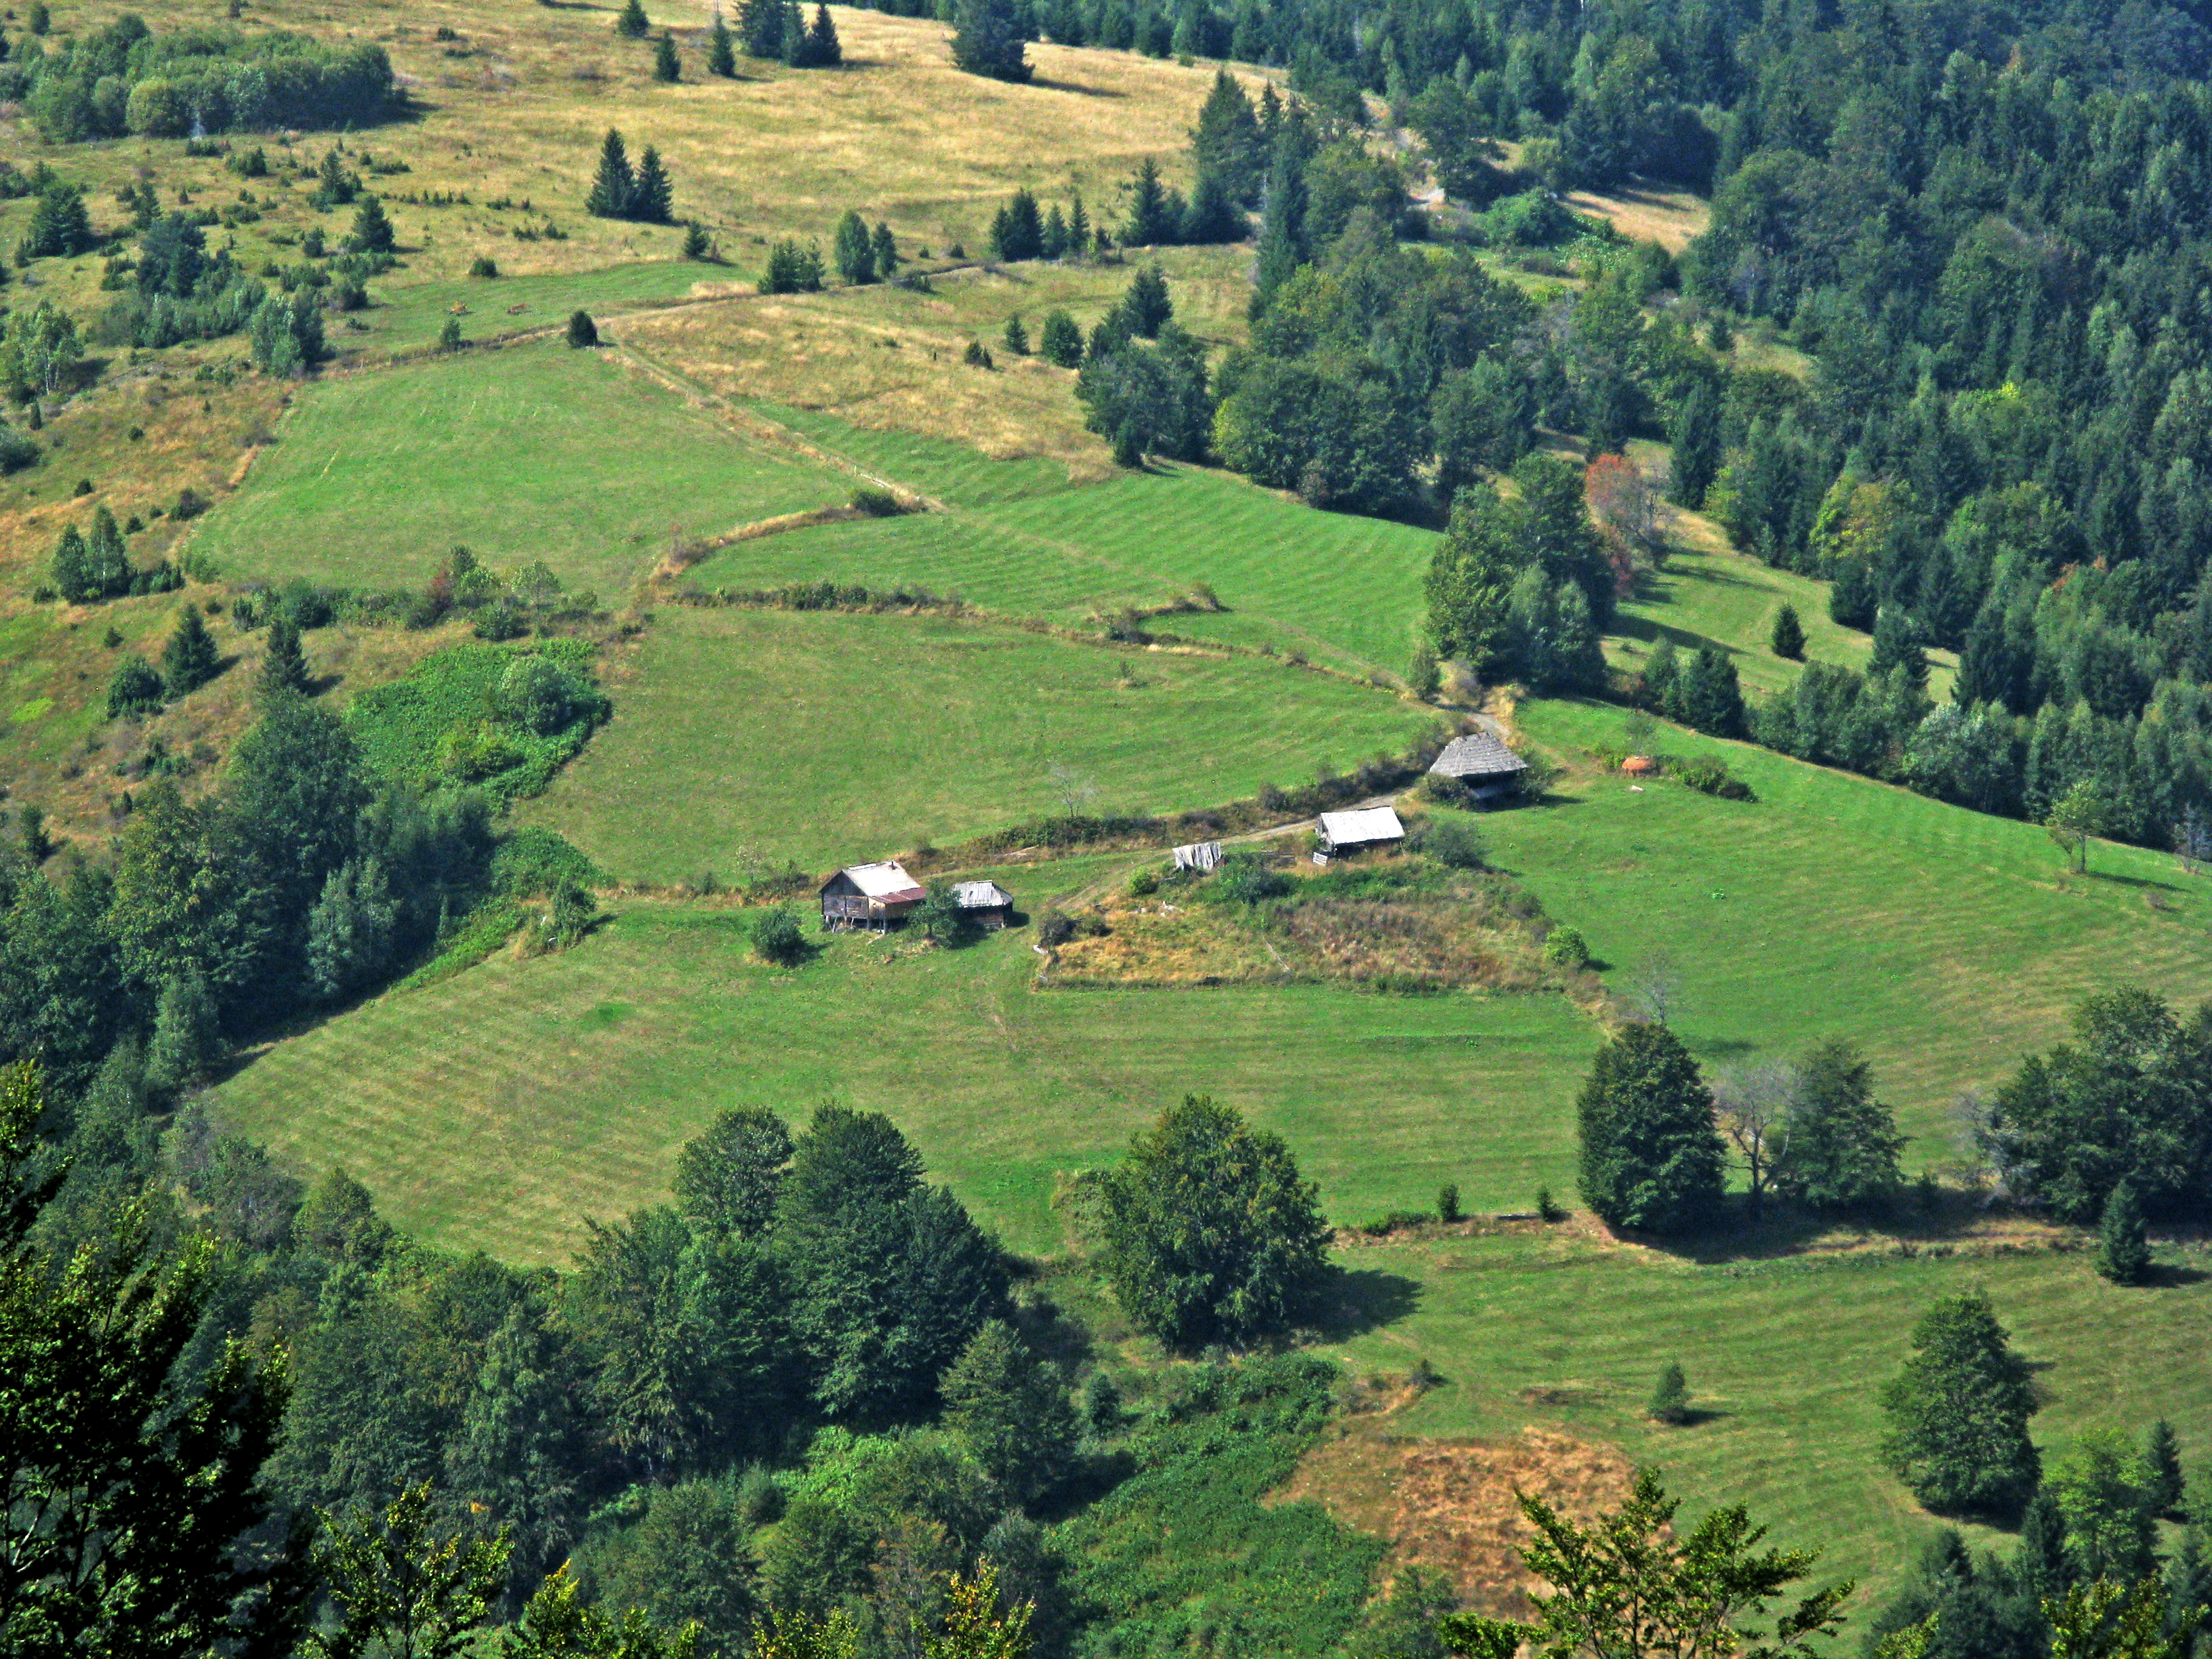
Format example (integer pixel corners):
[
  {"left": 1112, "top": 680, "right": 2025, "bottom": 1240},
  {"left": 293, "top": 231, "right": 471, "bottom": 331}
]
[
  {"left": 1562, "top": 182, "right": 1711, "bottom": 253},
  {"left": 1277, "top": 1423, "right": 1635, "bottom": 1615}
]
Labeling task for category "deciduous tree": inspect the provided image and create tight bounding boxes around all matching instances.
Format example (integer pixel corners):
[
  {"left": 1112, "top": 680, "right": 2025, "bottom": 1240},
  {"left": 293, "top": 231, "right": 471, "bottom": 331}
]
[{"left": 1879, "top": 1289, "right": 2040, "bottom": 1518}]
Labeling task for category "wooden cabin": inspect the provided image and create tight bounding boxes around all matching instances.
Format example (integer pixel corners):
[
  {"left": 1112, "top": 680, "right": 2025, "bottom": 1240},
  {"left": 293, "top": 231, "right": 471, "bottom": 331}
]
[
  {"left": 1315, "top": 805, "right": 1406, "bottom": 857},
  {"left": 819, "top": 860, "right": 926, "bottom": 931},
  {"left": 1428, "top": 731, "right": 1530, "bottom": 800},
  {"left": 954, "top": 880, "right": 1015, "bottom": 930}
]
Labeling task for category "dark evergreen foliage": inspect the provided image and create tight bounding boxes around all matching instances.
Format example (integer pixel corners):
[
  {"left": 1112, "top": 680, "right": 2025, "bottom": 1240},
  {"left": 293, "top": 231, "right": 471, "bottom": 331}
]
[
  {"left": 1771, "top": 603, "right": 1805, "bottom": 661},
  {"left": 1880, "top": 1290, "right": 2041, "bottom": 1519},
  {"left": 707, "top": 10, "right": 737, "bottom": 74},
  {"left": 949, "top": 0, "right": 1029, "bottom": 82},
  {"left": 1576, "top": 1022, "right": 1727, "bottom": 1237},
  {"left": 1773, "top": 1040, "right": 1906, "bottom": 1211},
  {"left": 652, "top": 30, "right": 680, "bottom": 81},
  {"left": 617, "top": 0, "right": 650, "bottom": 37},
  {"left": 2097, "top": 1179, "right": 2152, "bottom": 1284},
  {"left": 159, "top": 604, "right": 220, "bottom": 699}
]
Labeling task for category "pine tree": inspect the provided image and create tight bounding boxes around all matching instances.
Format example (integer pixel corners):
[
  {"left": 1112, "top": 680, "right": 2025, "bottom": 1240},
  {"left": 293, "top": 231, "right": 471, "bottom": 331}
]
[
  {"left": 161, "top": 604, "right": 220, "bottom": 699},
  {"left": 585, "top": 129, "right": 634, "bottom": 218},
  {"left": 803, "top": 3, "right": 840, "bottom": 64},
  {"left": 1880, "top": 1288, "right": 2041, "bottom": 1518},
  {"left": 869, "top": 222, "right": 899, "bottom": 276},
  {"left": 1066, "top": 191, "right": 1090, "bottom": 258},
  {"left": 1647, "top": 1361, "right": 1690, "bottom": 1425},
  {"left": 1773, "top": 1039, "right": 1904, "bottom": 1211},
  {"left": 737, "top": 0, "right": 783, "bottom": 56},
  {"left": 258, "top": 613, "right": 310, "bottom": 699},
  {"left": 306, "top": 857, "right": 398, "bottom": 1002},
  {"left": 2146, "top": 1419, "right": 2186, "bottom": 1518},
  {"left": 1576, "top": 1022, "right": 1727, "bottom": 1237},
  {"left": 1868, "top": 604, "right": 1929, "bottom": 688},
  {"left": 567, "top": 309, "right": 600, "bottom": 348},
  {"left": 617, "top": 0, "right": 650, "bottom": 37},
  {"left": 2096, "top": 1179, "right": 2151, "bottom": 1285},
  {"left": 1680, "top": 644, "right": 1746, "bottom": 736},
  {"left": 1668, "top": 377, "right": 1722, "bottom": 508},
  {"left": 708, "top": 9, "right": 737, "bottom": 73},
  {"left": 1119, "top": 264, "right": 1172, "bottom": 336},
  {"left": 653, "top": 30, "right": 680, "bottom": 81},
  {"left": 350, "top": 194, "right": 395, "bottom": 253},
  {"left": 1771, "top": 602, "right": 1805, "bottom": 659},
  {"left": 1191, "top": 68, "right": 1265, "bottom": 205},
  {"left": 86, "top": 506, "right": 129, "bottom": 596},
  {"left": 833, "top": 210, "right": 875, "bottom": 285},
  {"left": 1122, "top": 157, "right": 1177, "bottom": 247},
  {"left": 51, "top": 523, "right": 94, "bottom": 603},
  {"left": 949, "top": 0, "right": 1031, "bottom": 82},
  {"left": 1039, "top": 310, "right": 1084, "bottom": 368},
  {"left": 1002, "top": 314, "right": 1029, "bottom": 355},
  {"left": 630, "top": 146, "right": 674, "bottom": 224},
  {"left": 2016, "top": 1490, "right": 2074, "bottom": 1601},
  {"left": 106, "top": 654, "right": 164, "bottom": 718},
  {"left": 989, "top": 188, "right": 1044, "bottom": 261},
  {"left": 774, "top": 0, "right": 804, "bottom": 62},
  {"left": 1251, "top": 134, "right": 1309, "bottom": 313},
  {"left": 146, "top": 970, "right": 220, "bottom": 1094}
]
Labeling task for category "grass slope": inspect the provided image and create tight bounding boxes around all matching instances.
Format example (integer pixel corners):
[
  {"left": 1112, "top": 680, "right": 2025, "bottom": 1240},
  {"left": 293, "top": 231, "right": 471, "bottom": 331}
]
[
  {"left": 213, "top": 888, "right": 1599, "bottom": 1265},
  {"left": 1492, "top": 697, "right": 2212, "bottom": 1147},
  {"left": 515, "top": 606, "right": 1438, "bottom": 880},
  {"left": 684, "top": 462, "right": 1438, "bottom": 676},
  {"left": 190, "top": 340, "right": 851, "bottom": 594},
  {"left": 1329, "top": 1226, "right": 2212, "bottom": 1620}
]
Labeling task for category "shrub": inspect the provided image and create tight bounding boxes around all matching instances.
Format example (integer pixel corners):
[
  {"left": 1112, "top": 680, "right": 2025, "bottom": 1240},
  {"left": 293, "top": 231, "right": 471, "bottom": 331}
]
[
  {"left": 848, "top": 487, "right": 903, "bottom": 517},
  {"left": 1674, "top": 754, "right": 1754, "bottom": 800},
  {"left": 565, "top": 309, "right": 600, "bottom": 348},
  {"left": 468, "top": 255, "right": 499, "bottom": 278},
  {"left": 1437, "top": 1183, "right": 1462, "bottom": 1223},
  {"left": 1536, "top": 1185, "right": 1567, "bottom": 1222},
  {"left": 1127, "top": 867, "right": 1159, "bottom": 897},
  {"left": 1421, "top": 817, "right": 1488, "bottom": 870},
  {"left": 1543, "top": 926, "right": 1591, "bottom": 969},
  {"left": 1211, "top": 851, "right": 1291, "bottom": 905},
  {"left": 752, "top": 907, "right": 808, "bottom": 966}
]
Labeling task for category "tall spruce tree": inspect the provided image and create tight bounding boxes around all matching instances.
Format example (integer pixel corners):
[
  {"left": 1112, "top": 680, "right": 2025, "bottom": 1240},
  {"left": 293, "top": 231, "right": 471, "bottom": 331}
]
[
  {"left": 737, "top": 0, "right": 783, "bottom": 56},
  {"left": 2146, "top": 1418, "right": 2186, "bottom": 1517},
  {"left": 586, "top": 129, "right": 635, "bottom": 218},
  {"left": 939, "top": 1319, "right": 1079, "bottom": 1509},
  {"left": 1770, "top": 602, "right": 1805, "bottom": 659},
  {"left": 258, "top": 612, "right": 310, "bottom": 699},
  {"left": 989, "top": 189, "right": 1044, "bottom": 262},
  {"left": 350, "top": 194, "right": 396, "bottom": 254},
  {"left": 1250, "top": 126, "right": 1310, "bottom": 313},
  {"left": 949, "top": 0, "right": 1030, "bottom": 82},
  {"left": 652, "top": 30, "right": 680, "bottom": 81},
  {"left": 1668, "top": 377, "right": 1722, "bottom": 508},
  {"left": 1122, "top": 157, "right": 1178, "bottom": 247},
  {"left": 616, "top": 0, "right": 649, "bottom": 36},
  {"left": 1880, "top": 1289, "right": 2041, "bottom": 1518},
  {"left": 630, "top": 147, "right": 674, "bottom": 224},
  {"left": 1576, "top": 1021, "right": 1727, "bottom": 1236},
  {"left": 800, "top": 3, "right": 840, "bottom": 64},
  {"left": 2097, "top": 1179, "right": 2152, "bottom": 1284},
  {"left": 707, "top": 9, "right": 737, "bottom": 73},
  {"left": 161, "top": 603, "right": 220, "bottom": 699},
  {"left": 1191, "top": 68, "right": 1265, "bottom": 205},
  {"left": 869, "top": 222, "right": 899, "bottom": 276}
]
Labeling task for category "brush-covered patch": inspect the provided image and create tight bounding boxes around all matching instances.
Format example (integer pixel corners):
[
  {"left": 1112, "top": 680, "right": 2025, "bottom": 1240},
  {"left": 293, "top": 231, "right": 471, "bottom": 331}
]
[{"left": 348, "top": 636, "right": 608, "bottom": 802}]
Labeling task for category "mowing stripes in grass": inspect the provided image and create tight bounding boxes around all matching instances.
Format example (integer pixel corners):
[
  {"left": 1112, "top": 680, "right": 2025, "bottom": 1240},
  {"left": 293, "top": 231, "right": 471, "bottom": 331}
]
[{"left": 515, "top": 606, "right": 1439, "bottom": 880}]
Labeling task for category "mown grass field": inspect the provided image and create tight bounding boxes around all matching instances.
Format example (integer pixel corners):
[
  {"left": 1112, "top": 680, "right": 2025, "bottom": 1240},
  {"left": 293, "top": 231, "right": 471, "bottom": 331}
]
[
  {"left": 684, "top": 462, "right": 1441, "bottom": 676},
  {"left": 189, "top": 338, "right": 853, "bottom": 595},
  {"left": 1325, "top": 1225, "right": 2212, "bottom": 1623},
  {"left": 213, "top": 886, "right": 1600, "bottom": 1264},
  {"left": 516, "top": 605, "right": 1441, "bottom": 880},
  {"left": 1490, "top": 697, "right": 2212, "bottom": 1147}
]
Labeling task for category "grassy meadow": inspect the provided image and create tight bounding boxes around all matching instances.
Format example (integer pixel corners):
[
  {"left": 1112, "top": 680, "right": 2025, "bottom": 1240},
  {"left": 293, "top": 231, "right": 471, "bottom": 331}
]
[
  {"left": 1321, "top": 1225, "right": 2212, "bottom": 1620},
  {"left": 213, "top": 886, "right": 1601, "bottom": 1263},
  {"left": 516, "top": 606, "right": 1440, "bottom": 880},
  {"left": 189, "top": 338, "right": 854, "bottom": 595}
]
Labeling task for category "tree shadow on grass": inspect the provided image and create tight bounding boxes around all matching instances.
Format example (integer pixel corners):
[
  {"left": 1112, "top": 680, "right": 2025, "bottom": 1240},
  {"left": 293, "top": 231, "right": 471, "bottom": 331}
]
[
  {"left": 1301, "top": 1263, "right": 1421, "bottom": 1341},
  {"left": 1027, "top": 75, "right": 1128, "bottom": 98}
]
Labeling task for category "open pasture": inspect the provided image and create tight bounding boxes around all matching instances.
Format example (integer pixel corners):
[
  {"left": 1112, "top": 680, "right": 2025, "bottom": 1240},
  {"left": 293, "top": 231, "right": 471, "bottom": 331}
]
[
  {"left": 1326, "top": 1225, "right": 2212, "bottom": 1622},
  {"left": 211, "top": 892, "right": 1600, "bottom": 1265},
  {"left": 1488, "top": 697, "right": 2212, "bottom": 1145},
  {"left": 188, "top": 338, "right": 853, "bottom": 596},
  {"left": 514, "top": 605, "right": 1441, "bottom": 880}
]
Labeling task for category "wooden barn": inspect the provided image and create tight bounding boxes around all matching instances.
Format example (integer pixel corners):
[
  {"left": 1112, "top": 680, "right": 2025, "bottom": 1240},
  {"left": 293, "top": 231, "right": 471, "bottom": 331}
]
[
  {"left": 1427, "top": 731, "right": 1530, "bottom": 800},
  {"left": 1316, "top": 805, "right": 1406, "bottom": 857},
  {"left": 819, "top": 860, "right": 926, "bottom": 930},
  {"left": 954, "top": 880, "right": 1015, "bottom": 929}
]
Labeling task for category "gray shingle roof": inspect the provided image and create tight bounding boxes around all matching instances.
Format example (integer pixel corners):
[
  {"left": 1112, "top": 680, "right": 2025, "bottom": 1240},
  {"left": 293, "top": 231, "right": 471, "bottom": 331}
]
[{"left": 1429, "top": 732, "right": 1529, "bottom": 779}]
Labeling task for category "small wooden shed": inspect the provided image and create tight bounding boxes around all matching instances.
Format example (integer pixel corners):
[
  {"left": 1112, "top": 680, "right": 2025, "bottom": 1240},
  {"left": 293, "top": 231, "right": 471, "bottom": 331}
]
[
  {"left": 819, "top": 860, "right": 926, "bottom": 931},
  {"left": 954, "top": 880, "right": 1015, "bottom": 930},
  {"left": 1428, "top": 731, "right": 1530, "bottom": 799},
  {"left": 1316, "top": 805, "right": 1406, "bottom": 857}
]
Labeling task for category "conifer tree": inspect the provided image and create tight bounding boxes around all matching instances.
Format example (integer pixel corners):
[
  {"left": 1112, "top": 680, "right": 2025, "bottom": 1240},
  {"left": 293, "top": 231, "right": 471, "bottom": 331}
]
[
  {"left": 1119, "top": 264, "right": 1172, "bottom": 336},
  {"left": 989, "top": 188, "right": 1044, "bottom": 261},
  {"left": 949, "top": 0, "right": 1030, "bottom": 82},
  {"left": 1668, "top": 377, "right": 1722, "bottom": 508},
  {"left": 106, "top": 654, "right": 164, "bottom": 718},
  {"left": 585, "top": 129, "right": 635, "bottom": 218},
  {"left": 738, "top": 0, "right": 783, "bottom": 57},
  {"left": 1773, "top": 1040, "right": 1904, "bottom": 1211},
  {"left": 258, "top": 613, "right": 310, "bottom": 699},
  {"left": 566, "top": 309, "right": 600, "bottom": 348},
  {"left": 1040, "top": 204, "right": 1069, "bottom": 259},
  {"left": 939, "top": 1319, "right": 1079, "bottom": 1508},
  {"left": 1576, "top": 1021, "right": 1727, "bottom": 1236},
  {"left": 802, "top": 3, "right": 840, "bottom": 64},
  {"left": 775, "top": 0, "right": 804, "bottom": 62},
  {"left": 1771, "top": 602, "right": 1805, "bottom": 659},
  {"left": 1039, "top": 310, "right": 1083, "bottom": 368},
  {"left": 630, "top": 147, "right": 675, "bottom": 223},
  {"left": 2096, "top": 1179, "right": 2151, "bottom": 1284},
  {"left": 1122, "top": 157, "right": 1177, "bottom": 247},
  {"left": 1880, "top": 1288, "right": 2041, "bottom": 1517},
  {"left": 51, "top": 523, "right": 94, "bottom": 603},
  {"left": 350, "top": 194, "right": 396, "bottom": 253},
  {"left": 87, "top": 506, "right": 129, "bottom": 596},
  {"left": 1066, "top": 191, "right": 1090, "bottom": 258},
  {"left": 306, "top": 857, "right": 398, "bottom": 1002},
  {"left": 1868, "top": 604, "right": 1929, "bottom": 688},
  {"left": 146, "top": 970, "right": 220, "bottom": 1093},
  {"left": 1647, "top": 1361, "right": 1690, "bottom": 1425},
  {"left": 708, "top": 9, "right": 737, "bottom": 74},
  {"left": 1251, "top": 134, "right": 1309, "bottom": 313},
  {"left": 1002, "top": 314, "right": 1029, "bottom": 355},
  {"left": 833, "top": 210, "right": 875, "bottom": 285},
  {"left": 1191, "top": 68, "right": 1265, "bottom": 205},
  {"left": 1679, "top": 644, "right": 1746, "bottom": 736},
  {"left": 161, "top": 603, "right": 220, "bottom": 699},
  {"left": 2146, "top": 1418, "right": 2186, "bottom": 1518},
  {"left": 869, "top": 222, "right": 899, "bottom": 276},
  {"left": 652, "top": 30, "right": 680, "bottom": 81},
  {"left": 616, "top": 0, "right": 649, "bottom": 36}
]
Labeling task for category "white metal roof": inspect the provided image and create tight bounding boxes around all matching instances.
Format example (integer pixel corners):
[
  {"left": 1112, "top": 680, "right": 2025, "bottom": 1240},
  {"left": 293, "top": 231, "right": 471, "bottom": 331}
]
[
  {"left": 954, "top": 880, "right": 1012, "bottom": 907},
  {"left": 1318, "top": 806, "right": 1405, "bottom": 843},
  {"left": 842, "top": 860, "right": 923, "bottom": 899}
]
